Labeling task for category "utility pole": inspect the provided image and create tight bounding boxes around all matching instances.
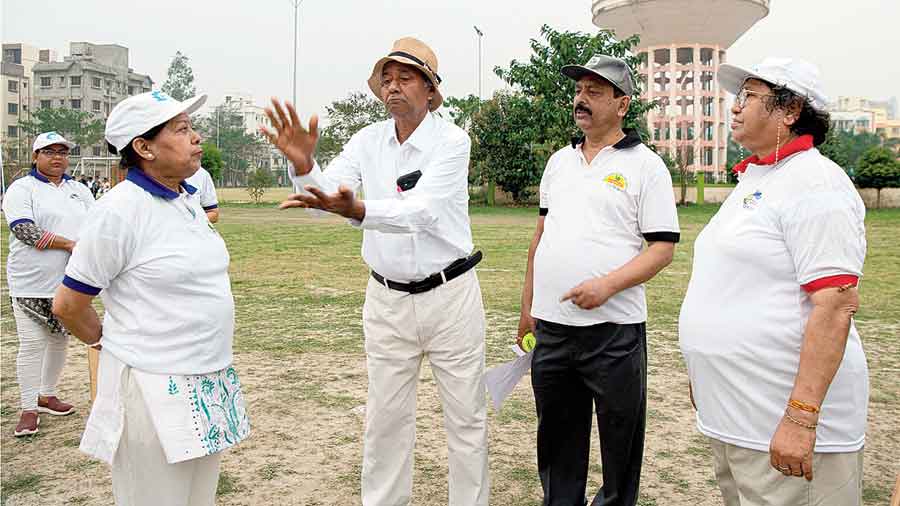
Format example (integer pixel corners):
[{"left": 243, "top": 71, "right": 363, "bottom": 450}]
[
  {"left": 474, "top": 25, "right": 483, "bottom": 100},
  {"left": 291, "top": 0, "right": 302, "bottom": 106},
  {"left": 473, "top": 25, "right": 493, "bottom": 206}
]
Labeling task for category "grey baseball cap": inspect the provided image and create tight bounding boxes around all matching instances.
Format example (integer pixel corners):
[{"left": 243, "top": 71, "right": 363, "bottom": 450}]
[{"left": 561, "top": 54, "right": 635, "bottom": 96}]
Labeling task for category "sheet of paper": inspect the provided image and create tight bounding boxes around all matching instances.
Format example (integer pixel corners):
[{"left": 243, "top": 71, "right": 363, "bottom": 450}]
[{"left": 485, "top": 351, "right": 533, "bottom": 411}]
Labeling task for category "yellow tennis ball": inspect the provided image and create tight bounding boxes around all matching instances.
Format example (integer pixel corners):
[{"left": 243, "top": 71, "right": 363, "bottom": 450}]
[{"left": 522, "top": 332, "right": 536, "bottom": 352}]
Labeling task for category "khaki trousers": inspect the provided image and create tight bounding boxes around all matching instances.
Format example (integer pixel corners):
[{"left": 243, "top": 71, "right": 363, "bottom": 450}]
[
  {"left": 111, "top": 367, "right": 222, "bottom": 506},
  {"left": 361, "top": 269, "right": 489, "bottom": 506},
  {"left": 709, "top": 438, "right": 863, "bottom": 506}
]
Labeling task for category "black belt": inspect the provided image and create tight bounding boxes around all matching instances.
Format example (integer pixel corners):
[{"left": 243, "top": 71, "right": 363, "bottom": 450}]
[{"left": 371, "top": 251, "right": 482, "bottom": 294}]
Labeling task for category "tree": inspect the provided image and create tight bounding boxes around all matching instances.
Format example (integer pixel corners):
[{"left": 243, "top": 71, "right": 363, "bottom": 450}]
[
  {"left": 469, "top": 91, "right": 543, "bottom": 202},
  {"left": 465, "top": 25, "right": 652, "bottom": 202},
  {"left": 196, "top": 105, "right": 267, "bottom": 186},
  {"left": 201, "top": 142, "right": 224, "bottom": 182},
  {"left": 855, "top": 146, "right": 900, "bottom": 208},
  {"left": 161, "top": 51, "right": 196, "bottom": 101},
  {"left": 660, "top": 145, "right": 692, "bottom": 205},
  {"left": 18, "top": 108, "right": 104, "bottom": 154},
  {"left": 444, "top": 94, "right": 483, "bottom": 129},
  {"left": 819, "top": 130, "right": 883, "bottom": 176},
  {"left": 315, "top": 92, "right": 389, "bottom": 165},
  {"left": 494, "top": 25, "right": 653, "bottom": 148},
  {"left": 247, "top": 168, "right": 274, "bottom": 204}
]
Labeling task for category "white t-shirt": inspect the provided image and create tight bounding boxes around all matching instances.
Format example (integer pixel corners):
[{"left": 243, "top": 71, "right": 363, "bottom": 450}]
[
  {"left": 531, "top": 132, "right": 680, "bottom": 326},
  {"left": 2, "top": 169, "right": 94, "bottom": 297},
  {"left": 186, "top": 166, "right": 218, "bottom": 211},
  {"left": 678, "top": 148, "right": 868, "bottom": 453},
  {"left": 63, "top": 168, "right": 234, "bottom": 375}
]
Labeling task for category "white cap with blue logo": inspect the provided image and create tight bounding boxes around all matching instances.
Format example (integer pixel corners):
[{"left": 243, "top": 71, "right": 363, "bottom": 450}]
[
  {"left": 32, "top": 131, "right": 76, "bottom": 152},
  {"left": 105, "top": 90, "right": 207, "bottom": 153}
]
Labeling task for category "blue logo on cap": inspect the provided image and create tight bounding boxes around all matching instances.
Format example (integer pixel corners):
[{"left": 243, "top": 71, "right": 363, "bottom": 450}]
[
  {"left": 151, "top": 91, "right": 171, "bottom": 102},
  {"left": 46, "top": 132, "right": 59, "bottom": 139}
]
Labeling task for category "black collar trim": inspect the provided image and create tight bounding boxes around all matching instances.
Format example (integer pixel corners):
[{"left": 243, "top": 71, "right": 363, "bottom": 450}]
[{"left": 571, "top": 129, "right": 643, "bottom": 149}]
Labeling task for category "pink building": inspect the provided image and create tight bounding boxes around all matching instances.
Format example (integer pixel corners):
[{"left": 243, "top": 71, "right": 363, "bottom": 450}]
[{"left": 592, "top": 0, "right": 770, "bottom": 179}]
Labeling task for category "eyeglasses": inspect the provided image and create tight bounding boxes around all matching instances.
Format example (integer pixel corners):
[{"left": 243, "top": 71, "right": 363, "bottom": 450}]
[
  {"left": 735, "top": 89, "right": 775, "bottom": 108},
  {"left": 38, "top": 149, "right": 70, "bottom": 158}
]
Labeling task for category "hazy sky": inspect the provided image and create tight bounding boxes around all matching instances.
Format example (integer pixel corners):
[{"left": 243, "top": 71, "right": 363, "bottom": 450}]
[{"left": 3, "top": 0, "right": 898, "bottom": 121}]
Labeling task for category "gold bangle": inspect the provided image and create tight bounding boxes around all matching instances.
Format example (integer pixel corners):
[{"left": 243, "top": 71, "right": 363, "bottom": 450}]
[
  {"left": 784, "top": 411, "right": 817, "bottom": 430},
  {"left": 788, "top": 399, "right": 820, "bottom": 414}
]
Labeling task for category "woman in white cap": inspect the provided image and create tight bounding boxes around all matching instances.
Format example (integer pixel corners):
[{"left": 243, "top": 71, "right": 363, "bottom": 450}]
[
  {"left": 52, "top": 90, "right": 249, "bottom": 505},
  {"left": 3, "top": 132, "right": 94, "bottom": 437},
  {"left": 679, "top": 57, "right": 868, "bottom": 505}
]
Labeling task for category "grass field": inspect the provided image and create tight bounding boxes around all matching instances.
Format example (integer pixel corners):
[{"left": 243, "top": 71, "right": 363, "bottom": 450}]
[{"left": 1, "top": 202, "right": 898, "bottom": 505}]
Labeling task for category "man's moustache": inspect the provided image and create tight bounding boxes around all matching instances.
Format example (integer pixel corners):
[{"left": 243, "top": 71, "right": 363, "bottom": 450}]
[{"left": 575, "top": 104, "right": 592, "bottom": 115}]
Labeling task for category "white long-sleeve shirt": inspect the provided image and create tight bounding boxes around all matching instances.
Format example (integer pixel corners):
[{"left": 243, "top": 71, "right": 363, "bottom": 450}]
[{"left": 291, "top": 112, "right": 474, "bottom": 282}]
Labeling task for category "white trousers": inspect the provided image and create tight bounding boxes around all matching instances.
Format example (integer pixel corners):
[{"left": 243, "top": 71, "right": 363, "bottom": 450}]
[
  {"left": 361, "top": 269, "right": 489, "bottom": 506},
  {"left": 111, "top": 367, "right": 222, "bottom": 506},
  {"left": 709, "top": 438, "right": 863, "bottom": 506},
  {"left": 12, "top": 301, "right": 68, "bottom": 410}
]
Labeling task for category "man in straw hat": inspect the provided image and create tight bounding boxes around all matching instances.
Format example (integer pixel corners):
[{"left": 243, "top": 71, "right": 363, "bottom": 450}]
[
  {"left": 517, "top": 54, "right": 679, "bottom": 505},
  {"left": 262, "top": 37, "right": 489, "bottom": 505}
]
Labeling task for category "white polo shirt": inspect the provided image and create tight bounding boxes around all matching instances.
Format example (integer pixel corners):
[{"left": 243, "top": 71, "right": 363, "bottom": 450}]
[
  {"left": 679, "top": 147, "right": 868, "bottom": 453},
  {"left": 290, "top": 112, "right": 474, "bottom": 282},
  {"left": 63, "top": 168, "right": 234, "bottom": 375},
  {"left": 3, "top": 169, "right": 94, "bottom": 297},
  {"left": 531, "top": 131, "right": 680, "bottom": 326},
  {"left": 186, "top": 166, "right": 219, "bottom": 212}
]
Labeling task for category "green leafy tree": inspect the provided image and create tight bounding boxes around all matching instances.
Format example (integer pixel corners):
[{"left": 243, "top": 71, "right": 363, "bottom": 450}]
[
  {"left": 466, "top": 25, "right": 651, "bottom": 202},
  {"left": 200, "top": 142, "right": 224, "bottom": 182},
  {"left": 494, "top": 24, "right": 653, "bottom": 148},
  {"left": 819, "top": 130, "right": 883, "bottom": 176},
  {"left": 315, "top": 92, "right": 389, "bottom": 165},
  {"left": 247, "top": 168, "right": 274, "bottom": 204},
  {"left": 196, "top": 106, "right": 267, "bottom": 185},
  {"left": 855, "top": 146, "right": 900, "bottom": 208},
  {"left": 469, "top": 91, "right": 543, "bottom": 202},
  {"left": 161, "top": 51, "right": 196, "bottom": 101},
  {"left": 444, "top": 94, "right": 483, "bottom": 129},
  {"left": 18, "top": 108, "right": 104, "bottom": 154}
]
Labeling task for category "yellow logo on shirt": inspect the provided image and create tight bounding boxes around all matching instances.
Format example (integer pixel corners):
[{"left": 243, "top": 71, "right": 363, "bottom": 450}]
[{"left": 604, "top": 173, "right": 628, "bottom": 191}]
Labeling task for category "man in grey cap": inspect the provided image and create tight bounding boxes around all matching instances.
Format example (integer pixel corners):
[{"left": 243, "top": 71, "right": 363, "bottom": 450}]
[{"left": 517, "top": 54, "right": 679, "bottom": 505}]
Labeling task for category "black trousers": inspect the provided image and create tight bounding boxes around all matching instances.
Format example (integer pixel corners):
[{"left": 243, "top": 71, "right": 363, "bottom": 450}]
[{"left": 531, "top": 319, "right": 647, "bottom": 506}]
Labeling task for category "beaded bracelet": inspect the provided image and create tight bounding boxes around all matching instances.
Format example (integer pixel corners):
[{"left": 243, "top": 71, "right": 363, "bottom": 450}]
[{"left": 784, "top": 411, "right": 817, "bottom": 430}]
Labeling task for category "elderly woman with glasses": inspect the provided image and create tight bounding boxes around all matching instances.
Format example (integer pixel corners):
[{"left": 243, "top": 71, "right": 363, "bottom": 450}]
[
  {"left": 3, "top": 132, "right": 94, "bottom": 437},
  {"left": 52, "top": 91, "right": 249, "bottom": 505},
  {"left": 679, "top": 58, "right": 868, "bottom": 506}
]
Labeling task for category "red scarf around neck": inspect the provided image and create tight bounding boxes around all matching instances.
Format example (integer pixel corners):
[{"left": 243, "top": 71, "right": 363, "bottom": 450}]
[{"left": 732, "top": 134, "right": 814, "bottom": 174}]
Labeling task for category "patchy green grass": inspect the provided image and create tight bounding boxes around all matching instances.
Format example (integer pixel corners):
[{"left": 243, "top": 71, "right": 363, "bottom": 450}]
[{"left": 1, "top": 473, "right": 42, "bottom": 505}]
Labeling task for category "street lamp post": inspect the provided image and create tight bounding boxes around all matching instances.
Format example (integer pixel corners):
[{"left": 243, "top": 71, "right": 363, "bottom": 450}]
[
  {"left": 474, "top": 25, "right": 483, "bottom": 99},
  {"left": 287, "top": 0, "right": 303, "bottom": 186},
  {"left": 291, "top": 0, "right": 302, "bottom": 107},
  {"left": 473, "top": 25, "right": 493, "bottom": 206}
]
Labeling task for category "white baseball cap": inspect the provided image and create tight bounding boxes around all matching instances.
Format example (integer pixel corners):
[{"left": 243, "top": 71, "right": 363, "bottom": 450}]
[
  {"left": 105, "top": 90, "right": 207, "bottom": 153},
  {"left": 33, "top": 131, "right": 76, "bottom": 152},
  {"left": 718, "top": 57, "right": 828, "bottom": 112}
]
